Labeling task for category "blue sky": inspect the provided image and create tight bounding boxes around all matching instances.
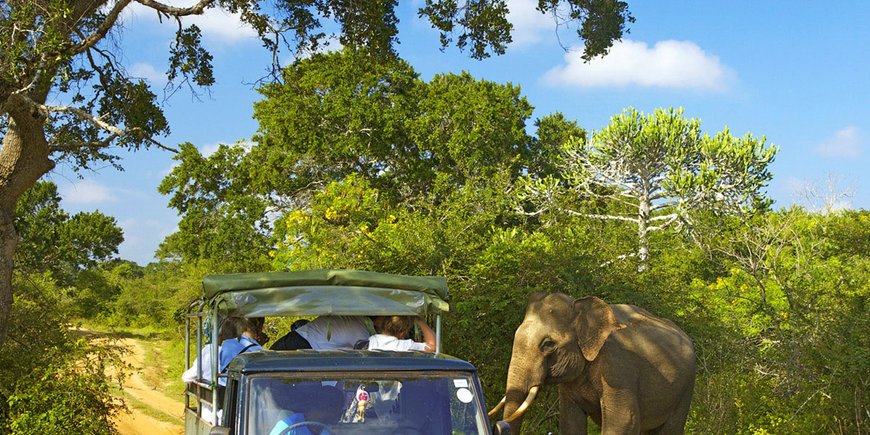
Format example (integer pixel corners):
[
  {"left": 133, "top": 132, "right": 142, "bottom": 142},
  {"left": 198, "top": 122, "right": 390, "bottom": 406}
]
[{"left": 47, "top": 1, "right": 870, "bottom": 265}]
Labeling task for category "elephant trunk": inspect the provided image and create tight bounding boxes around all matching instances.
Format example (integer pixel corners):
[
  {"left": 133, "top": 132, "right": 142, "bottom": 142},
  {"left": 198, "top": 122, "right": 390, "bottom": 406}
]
[
  {"left": 502, "top": 355, "right": 541, "bottom": 435},
  {"left": 505, "top": 385, "right": 539, "bottom": 423}
]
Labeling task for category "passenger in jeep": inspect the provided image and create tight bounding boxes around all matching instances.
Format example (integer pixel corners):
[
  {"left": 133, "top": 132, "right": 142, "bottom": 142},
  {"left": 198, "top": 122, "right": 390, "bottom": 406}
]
[{"left": 270, "top": 316, "right": 369, "bottom": 351}]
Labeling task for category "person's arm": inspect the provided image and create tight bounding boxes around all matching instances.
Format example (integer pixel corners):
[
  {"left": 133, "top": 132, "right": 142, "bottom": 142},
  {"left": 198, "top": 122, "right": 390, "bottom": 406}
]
[
  {"left": 415, "top": 317, "right": 436, "bottom": 352},
  {"left": 183, "top": 347, "right": 211, "bottom": 382}
]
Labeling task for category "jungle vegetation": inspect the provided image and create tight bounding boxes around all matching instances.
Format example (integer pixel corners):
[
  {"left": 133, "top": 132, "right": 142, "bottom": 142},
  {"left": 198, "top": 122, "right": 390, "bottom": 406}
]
[
  {"left": 1, "top": 0, "right": 631, "bottom": 431},
  {"left": 2, "top": 2, "right": 867, "bottom": 434}
]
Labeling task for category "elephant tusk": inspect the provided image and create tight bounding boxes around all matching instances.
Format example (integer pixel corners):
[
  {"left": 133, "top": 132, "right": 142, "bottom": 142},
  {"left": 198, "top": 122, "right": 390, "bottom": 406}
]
[
  {"left": 488, "top": 396, "right": 506, "bottom": 417},
  {"left": 504, "top": 385, "right": 540, "bottom": 423}
]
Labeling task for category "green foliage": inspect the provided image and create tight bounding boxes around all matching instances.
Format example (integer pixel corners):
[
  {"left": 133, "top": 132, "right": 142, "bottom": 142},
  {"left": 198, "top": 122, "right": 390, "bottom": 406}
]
[
  {"left": 684, "top": 209, "right": 870, "bottom": 434},
  {"left": 106, "top": 261, "right": 205, "bottom": 328},
  {"left": 520, "top": 107, "right": 778, "bottom": 270},
  {"left": 158, "top": 143, "right": 271, "bottom": 272},
  {"left": 0, "top": 274, "right": 126, "bottom": 434},
  {"left": 15, "top": 181, "right": 124, "bottom": 285},
  {"left": 164, "top": 50, "right": 540, "bottom": 267},
  {"left": 419, "top": 0, "right": 633, "bottom": 60}
]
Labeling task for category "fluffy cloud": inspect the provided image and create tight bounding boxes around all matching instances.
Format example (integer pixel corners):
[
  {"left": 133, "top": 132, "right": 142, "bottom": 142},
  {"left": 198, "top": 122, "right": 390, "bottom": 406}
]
[
  {"left": 542, "top": 39, "right": 732, "bottom": 91},
  {"left": 129, "top": 62, "right": 167, "bottom": 85},
  {"left": 124, "top": 2, "right": 257, "bottom": 44},
  {"left": 60, "top": 180, "right": 115, "bottom": 204},
  {"left": 506, "top": 0, "right": 556, "bottom": 47},
  {"left": 186, "top": 8, "right": 258, "bottom": 43},
  {"left": 815, "top": 126, "right": 863, "bottom": 158}
]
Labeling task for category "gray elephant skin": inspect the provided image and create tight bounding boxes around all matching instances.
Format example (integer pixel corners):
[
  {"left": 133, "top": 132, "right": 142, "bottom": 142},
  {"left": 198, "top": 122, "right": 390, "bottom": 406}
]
[{"left": 496, "top": 292, "right": 696, "bottom": 434}]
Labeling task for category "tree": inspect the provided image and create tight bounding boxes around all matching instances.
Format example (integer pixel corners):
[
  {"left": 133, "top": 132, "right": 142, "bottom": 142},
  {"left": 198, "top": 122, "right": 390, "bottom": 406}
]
[
  {"left": 15, "top": 181, "right": 123, "bottom": 285},
  {"left": 521, "top": 107, "right": 778, "bottom": 271},
  {"left": 160, "top": 50, "right": 539, "bottom": 265},
  {"left": 0, "top": 0, "right": 634, "bottom": 346}
]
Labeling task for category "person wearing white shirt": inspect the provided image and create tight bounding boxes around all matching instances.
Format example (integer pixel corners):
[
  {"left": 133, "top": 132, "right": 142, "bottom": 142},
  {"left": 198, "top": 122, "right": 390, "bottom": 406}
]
[
  {"left": 183, "top": 317, "right": 266, "bottom": 424},
  {"left": 368, "top": 316, "right": 435, "bottom": 352},
  {"left": 271, "top": 316, "right": 369, "bottom": 350}
]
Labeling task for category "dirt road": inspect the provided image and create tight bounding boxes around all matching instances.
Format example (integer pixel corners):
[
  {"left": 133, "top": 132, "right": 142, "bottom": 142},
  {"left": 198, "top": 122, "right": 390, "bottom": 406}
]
[{"left": 113, "top": 336, "right": 184, "bottom": 435}]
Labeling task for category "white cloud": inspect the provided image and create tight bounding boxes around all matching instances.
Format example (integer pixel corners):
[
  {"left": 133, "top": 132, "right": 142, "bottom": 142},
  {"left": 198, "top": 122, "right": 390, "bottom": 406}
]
[
  {"left": 124, "top": 2, "right": 257, "bottom": 44},
  {"left": 186, "top": 8, "right": 257, "bottom": 43},
  {"left": 130, "top": 62, "right": 167, "bottom": 85},
  {"left": 542, "top": 39, "right": 732, "bottom": 91},
  {"left": 506, "top": 0, "right": 556, "bottom": 47},
  {"left": 199, "top": 140, "right": 254, "bottom": 157},
  {"left": 815, "top": 126, "right": 863, "bottom": 158},
  {"left": 60, "top": 180, "right": 115, "bottom": 204},
  {"left": 200, "top": 142, "right": 222, "bottom": 158}
]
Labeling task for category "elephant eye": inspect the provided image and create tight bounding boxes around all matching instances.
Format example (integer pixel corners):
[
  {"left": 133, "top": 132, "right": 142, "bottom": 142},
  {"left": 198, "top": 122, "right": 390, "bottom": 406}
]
[{"left": 540, "top": 338, "right": 556, "bottom": 352}]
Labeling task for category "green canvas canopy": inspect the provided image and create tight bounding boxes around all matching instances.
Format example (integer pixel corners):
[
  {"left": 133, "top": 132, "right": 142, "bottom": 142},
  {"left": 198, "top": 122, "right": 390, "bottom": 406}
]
[{"left": 202, "top": 270, "right": 450, "bottom": 317}]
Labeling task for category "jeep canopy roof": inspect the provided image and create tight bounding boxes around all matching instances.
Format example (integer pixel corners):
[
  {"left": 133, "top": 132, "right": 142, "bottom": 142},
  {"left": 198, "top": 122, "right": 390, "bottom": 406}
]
[{"left": 202, "top": 269, "right": 450, "bottom": 317}]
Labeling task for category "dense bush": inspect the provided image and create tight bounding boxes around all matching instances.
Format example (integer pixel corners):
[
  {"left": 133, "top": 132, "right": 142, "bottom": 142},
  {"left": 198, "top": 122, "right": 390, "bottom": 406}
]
[{"left": 0, "top": 274, "right": 126, "bottom": 434}]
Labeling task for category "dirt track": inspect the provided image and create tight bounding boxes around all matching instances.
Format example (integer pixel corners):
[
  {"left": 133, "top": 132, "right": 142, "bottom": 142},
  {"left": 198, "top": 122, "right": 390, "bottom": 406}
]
[{"left": 113, "top": 336, "right": 184, "bottom": 435}]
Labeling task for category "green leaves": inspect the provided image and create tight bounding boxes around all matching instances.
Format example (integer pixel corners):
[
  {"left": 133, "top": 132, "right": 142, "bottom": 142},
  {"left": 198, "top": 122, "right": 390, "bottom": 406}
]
[
  {"left": 158, "top": 143, "right": 271, "bottom": 272},
  {"left": 163, "top": 50, "right": 545, "bottom": 268},
  {"left": 167, "top": 24, "right": 215, "bottom": 87},
  {"left": 14, "top": 181, "right": 123, "bottom": 286},
  {"left": 1, "top": 275, "right": 127, "bottom": 434},
  {"left": 521, "top": 107, "right": 778, "bottom": 270}
]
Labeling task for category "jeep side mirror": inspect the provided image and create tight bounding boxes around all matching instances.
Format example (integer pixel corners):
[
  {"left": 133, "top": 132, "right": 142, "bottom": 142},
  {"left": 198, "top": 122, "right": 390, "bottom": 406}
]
[{"left": 493, "top": 420, "right": 511, "bottom": 435}]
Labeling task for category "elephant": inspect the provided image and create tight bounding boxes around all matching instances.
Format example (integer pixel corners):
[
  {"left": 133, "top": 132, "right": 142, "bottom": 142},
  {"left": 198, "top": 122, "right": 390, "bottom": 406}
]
[{"left": 490, "top": 292, "right": 696, "bottom": 435}]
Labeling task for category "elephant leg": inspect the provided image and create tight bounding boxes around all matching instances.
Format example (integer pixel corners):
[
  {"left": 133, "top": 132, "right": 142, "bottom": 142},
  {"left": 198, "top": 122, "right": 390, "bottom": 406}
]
[
  {"left": 599, "top": 385, "right": 640, "bottom": 435},
  {"left": 649, "top": 389, "right": 693, "bottom": 435},
  {"left": 558, "top": 386, "right": 587, "bottom": 435}
]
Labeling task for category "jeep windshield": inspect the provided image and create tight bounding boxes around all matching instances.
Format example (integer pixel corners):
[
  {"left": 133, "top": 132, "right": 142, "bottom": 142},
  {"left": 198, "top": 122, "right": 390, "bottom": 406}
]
[{"left": 246, "top": 371, "right": 488, "bottom": 435}]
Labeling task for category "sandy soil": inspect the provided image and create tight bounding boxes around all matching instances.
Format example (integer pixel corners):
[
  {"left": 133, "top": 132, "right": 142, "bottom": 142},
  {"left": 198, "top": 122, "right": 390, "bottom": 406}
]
[{"left": 112, "top": 336, "right": 185, "bottom": 435}]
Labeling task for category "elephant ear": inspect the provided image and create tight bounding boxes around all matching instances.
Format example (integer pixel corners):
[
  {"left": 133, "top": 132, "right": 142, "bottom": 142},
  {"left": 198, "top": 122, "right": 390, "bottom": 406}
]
[{"left": 574, "top": 296, "right": 618, "bottom": 362}]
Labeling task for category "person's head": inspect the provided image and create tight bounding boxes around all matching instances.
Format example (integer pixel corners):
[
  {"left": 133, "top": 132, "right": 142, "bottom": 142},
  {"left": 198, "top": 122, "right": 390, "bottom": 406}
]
[
  {"left": 218, "top": 317, "right": 243, "bottom": 342},
  {"left": 236, "top": 317, "right": 268, "bottom": 343},
  {"left": 291, "top": 319, "right": 310, "bottom": 331},
  {"left": 373, "top": 316, "right": 413, "bottom": 339}
]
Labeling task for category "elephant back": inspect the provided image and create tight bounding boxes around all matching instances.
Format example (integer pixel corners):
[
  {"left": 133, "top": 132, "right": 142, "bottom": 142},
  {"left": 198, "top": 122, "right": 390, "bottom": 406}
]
[
  {"left": 611, "top": 304, "right": 683, "bottom": 331},
  {"left": 608, "top": 304, "right": 695, "bottom": 362}
]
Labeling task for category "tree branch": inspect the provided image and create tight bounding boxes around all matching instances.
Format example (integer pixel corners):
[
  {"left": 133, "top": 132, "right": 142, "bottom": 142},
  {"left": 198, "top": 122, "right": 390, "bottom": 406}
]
[
  {"left": 647, "top": 213, "right": 680, "bottom": 232},
  {"left": 133, "top": 0, "right": 214, "bottom": 17},
  {"left": 599, "top": 252, "right": 637, "bottom": 268},
  {"left": 564, "top": 210, "right": 639, "bottom": 224},
  {"left": 40, "top": 103, "right": 178, "bottom": 153},
  {"left": 73, "top": 0, "right": 134, "bottom": 54}
]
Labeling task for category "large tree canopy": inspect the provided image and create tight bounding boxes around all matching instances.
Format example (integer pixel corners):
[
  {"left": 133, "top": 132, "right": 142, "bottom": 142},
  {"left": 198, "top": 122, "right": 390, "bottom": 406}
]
[
  {"left": 15, "top": 181, "right": 123, "bottom": 284},
  {"left": 0, "top": 0, "right": 633, "bottom": 345},
  {"left": 160, "top": 49, "right": 544, "bottom": 266}
]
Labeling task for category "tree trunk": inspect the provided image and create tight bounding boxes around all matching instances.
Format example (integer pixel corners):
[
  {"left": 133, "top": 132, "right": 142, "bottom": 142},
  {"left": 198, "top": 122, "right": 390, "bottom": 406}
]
[
  {"left": 0, "top": 106, "right": 55, "bottom": 346},
  {"left": 637, "top": 193, "right": 650, "bottom": 272}
]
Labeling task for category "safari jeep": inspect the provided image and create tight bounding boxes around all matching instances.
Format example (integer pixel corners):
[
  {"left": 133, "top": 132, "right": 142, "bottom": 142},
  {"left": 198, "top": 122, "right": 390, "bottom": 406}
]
[{"left": 183, "top": 270, "right": 506, "bottom": 434}]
